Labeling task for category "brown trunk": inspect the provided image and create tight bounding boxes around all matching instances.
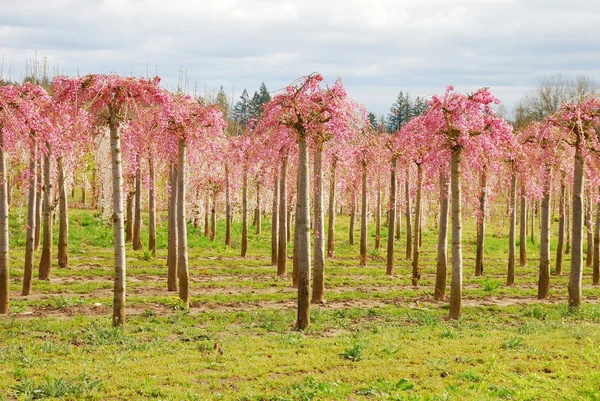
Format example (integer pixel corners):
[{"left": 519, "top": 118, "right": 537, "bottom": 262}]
[
  {"left": 349, "top": 196, "right": 356, "bottom": 245},
  {"left": 241, "top": 165, "right": 249, "bottom": 257},
  {"left": 375, "top": 187, "right": 381, "bottom": 250},
  {"left": 435, "top": 170, "right": 449, "bottom": 301},
  {"left": 132, "top": 156, "right": 142, "bottom": 250},
  {"left": 411, "top": 163, "right": 423, "bottom": 285},
  {"left": 586, "top": 192, "right": 593, "bottom": 267},
  {"left": 210, "top": 195, "right": 217, "bottom": 242},
  {"left": 566, "top": 193, "right": 571, "bottom": 254},
  {"left": 148, "top": 157, "right": 156, "bottom": 255},
  {"left": 255, "top": 182, "right": 261, "bottom": 234},
  {"left": 125, "top": 189, "right": 133, "bottom": 242},
  {"left": 292, "top": 200, "right": 299, "bottom": 288},
  {"left": 311, "top": 145, "right": 325, "bottom": 303},
  {"left": 177, "top": 139, "right": 189, "bottom": 306},
  {"left": 57, "top": 157, "right": 68, "bottom": 268},
  {"left": 593, "top": 193, "right": 600, "bottom": 285},
  {"left": 507, "top": 170, "right": 517, "bottom": 286},
  {"left": 405, "top": 172, "right": 412, "bottom": 260},
  {"left": 568, "top": 143, "right": 584, "bottom": 308},
  {"left": 359, "top": 161, "right": 368, "bottom": 266},
  {"left": 287, "top": 204, "right": 292, "bottom": 243},
  {"left": 225, "top": 164, "right": 231, "bottom": 247},
  {"left": 327, "top": 158, "right": 336, "bottom": 257},
  {"left": 109, "top": 107, "right": 126, "bottom": 327},
  {"left": 386, "top": 156, "right": 397, "bottom": 275},
  {"left": 395, "top": 176, "right": 401, "bottom": 241},
  {"left": 91, "top": 168, "right": 97, "bottom": 209},
  {"left": 22, "top": 133, "right": 37, "bottom": 296},
  {"left": 448, "top": 148, "right": 463, "bottom": 320},
  {"left": 475, "top": 168, "right": 487, "bottom": 276},
  {"left": 556, "top": 176, "right": 565, "bottom": 275},
  {"left": 519, "top": 187, "right": 527, "bottom": 266},
  {"left": 538, "top": 166, "right": 551, "bottom": 299},
  {"left": 38, "top": 150, "right": 52, "bottom": 280},
  {"left": 295, "top": 132, "right": 311, "bottom": 331},
  {"left": 203, "top": 193, "right": 209, "bottom": 237},
  {"left": 167, "top": 165, "right": 178, "bottom": 292},
  {"left": 271, "top": 169, "right": 279, "bottom": 266},
  {"left": 0, "top": 133, "right": 10, "bottom": 313},
  {"left": 531, "top": 201, "right": 535, "bottom": 244},
  {"left": 34, "top": 161, "right": 41, "bottom": 251},
  {"left": 278, "top": 156, "right": 288, "bottom": 276}
]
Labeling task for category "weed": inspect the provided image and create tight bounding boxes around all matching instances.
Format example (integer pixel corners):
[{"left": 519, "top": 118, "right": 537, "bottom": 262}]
[
  {"left": 13, "top": 374, "right": 102, "bottom": 399},
  {"left": 500, "top": 337, "right": 524, "bottom": 350},
  {"left": 480, "top": 278, "right": 501, "bottom": 292}
]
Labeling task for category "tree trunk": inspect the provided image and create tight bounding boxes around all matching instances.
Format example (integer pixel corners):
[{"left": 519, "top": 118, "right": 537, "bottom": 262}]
[
  {"left": 203, "top": 193, "right": 209, "bottom": 237},
  {"left": 22, "top": 134, "right": 37, "bottom": 296},
  {"left": 125, "top": 190, "right": 133, "bottom": 243},
  {"left": 167, "top": 165, "right": 178, "bottom": 292},
  {"left": 405, "top": 173, "right": 412, "bottom": 260},
  {"left": 386, "top": 156, "right": 396, "bottom": 275},
  {"left": 566, "top": 194, "right": 571, "bottom": 254},
  {"left": 327, "top": 159, "right": 336, "bottom": 257},
  {"left": 569, "top": 144, "right": 584, "bottom": 308},
  {"left": 312, "top": 145, "right": 325, "bottom": 303},
  {"left": 255, "top": 182, "right": 261, "bottom": 234},
  {"left": 295, "top": 132, "right": 311, "bottom": 331},
  {"left": 556, "top": 176, "right": 565, "bottom": 276},
  {"left": 38, "top": 150, "right": 53, "bottom": 280},
  {"left": 210, "top": 195, "right": 216, "bottom": 242},
  {"left": 241, "top": 165, "right": 248, "bottom": 257},
  {"left": 292, "top": 201, "right": 299, "bottom": 288},
  {"left": 519, "top": 188, "right": 527, "bottom": 266},
  {"left": 586, "top": 193, "right": 593, "bottom": 267},
  {"left": 435, "top": 170, "right": 449, "bottom": 301},
  {"left": 132, "top": 156, "right": 142, "bottom": 250},
  {"left": 0, "top": 134, "right": 10, "bottom": 313},
  {"left": 531, "top": 201, "right": 535, "bottom": 244},
  {"left": 278, "top": 156, "right": 288, "bottom": 276},
  {"left": 475, "top": 168, "right": 487, "bottom": 276},
  {"left": 375, "top": 187, "right": 381, "bottom": 250},
  {"left": 177, "top": 139, "right": 189, "bottom": 306},
  {"left": 57, "top": 157, "right": 68, "bottom": 268},
  {"left": 271, "top": 169, "right": 279, "bottom": 266},
  {"left": 448, "top": 148, "right": 463, "bottom": 320},
  {"left": 411, "top": 163, "right": 423, "bottom": 285},
  {"left": 538, "top": 166, "right": 552, "bottom": 299},
  {"left": 109, "top": 108, "right": 126, "bottom": 327},
  {"left": 349, "top": 196, "right": 355, "bottom": 245},
  {"left": 91, "top": 168, "right": 97, "bottom": 209},
  {"left": 148, "top": 157, "right": 156, "bottom": 255},
  {"left": 359, "top": 162, "right": 368, "bottom": 267},
  {"left": 225, "top": 164, "right": 231, "bottom": 247},
  {"left": 507, "top": 171, "right": 517, "bottom": 286},
  {"left": 396, "top": 176, "right": 401, "bottom": 241},
  {"left": 34, "top": 161, "right": 42, "bottom": 251},
  {"left": 593, "top": 194, "right": 600, "bottom": 286}
]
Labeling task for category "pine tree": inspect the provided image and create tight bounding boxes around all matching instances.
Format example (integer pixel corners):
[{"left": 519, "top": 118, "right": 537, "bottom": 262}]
[
  {"left": 216, "top": 86, "right": 229, "bottom": 119},
  {"left": 233, "top": 89, "right": 251, "bottom": 128}
]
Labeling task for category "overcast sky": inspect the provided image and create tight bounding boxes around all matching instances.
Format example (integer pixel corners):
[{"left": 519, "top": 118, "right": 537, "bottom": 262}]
[{"left": 1, "top": 0, "right": 599, "bottom": 117}]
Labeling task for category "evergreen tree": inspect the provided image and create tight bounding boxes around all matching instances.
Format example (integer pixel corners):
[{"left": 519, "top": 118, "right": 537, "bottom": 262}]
[
  {"left": 233, "top": 89, "right": 251, "bottom": 128},
  {"left": 387, "top": 91, "right": 428, "bottom": 132},
  {"left": 215, "top": 85, "right": 229, "bottom": 119},
  {"left": 258, "top": 82, "right": 271, "bottom": 104},
  {"left": 368, "top": 112, "right": 379, "bottom": 132}
]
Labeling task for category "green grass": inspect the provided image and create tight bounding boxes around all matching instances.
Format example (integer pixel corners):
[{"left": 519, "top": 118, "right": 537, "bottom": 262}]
[{"left": 2, "top": 203, "right": 600, "bottom": 400}]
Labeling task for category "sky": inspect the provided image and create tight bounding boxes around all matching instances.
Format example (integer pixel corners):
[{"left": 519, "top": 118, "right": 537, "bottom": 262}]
[{"left": 1, "top": 0, "right": 599, "bottom": 118}]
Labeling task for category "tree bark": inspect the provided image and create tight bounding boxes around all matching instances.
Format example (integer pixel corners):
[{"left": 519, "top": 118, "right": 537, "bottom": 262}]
[
  {"left": 475, "top": 168, "right": 487, "bottom": 276},
  {"left": 225, "top": 164, "right": 231, "bottom": 247},
  {"left": 132, "top": 156, "right": 142, "bottom": 250},
  {"left": 448, "top": 148, "right": 463, "bottom": 320},
  {"left": 569, "top": 144, "right": 584, "bottom": 308},
  {"left": 177, "top": 139, "right": 189, "bottom": 306},
  {"left": 241, "top": 165, "right": 248, "bottom": 257},
  {"left": 278, "top": 156, "right": 288, "bottom": 276},
  {"left": 349, "top": 196, "right": 356, "bottom": 246},
  {"left": 210, "top": 195, "right": 216, "bottom": 242},
  {"left": 125, "top": 189, "right": 133, "bottom": 243},
  {"left": 538, "top": 166, "right": 552, "bottom": 299},
  {"left": 255, "top": 182, "right": 261, "bottom": 234},
  {"left": 327, "top": 158, "right": 337, "bottom": 257},
  {"left": 148, "top": 157, "right": 156, "bottom": 255},
  {"left": 295, "top": 132, "right": 311, "bottom": 331},
  {"left": 566, "top": 194, "right": 571, "bottom": 254},
  {"left": 22, "top": 133, "right": 37, "bottom": 296},
  {"left": 507, "top": 170, "right": 517, "bottom": 286},
  {"left": 57, "top": 157, "right": 68, "bottom": 268},
  {"left": 375, "top": 186, "right": 381, "bottom": 250},
  {"left": 411, "top": 163, "right": 423, "bottom": 285},
  {"left": 586, "top": 193, "right": 593, "bottom": 267},
  {"left": 203, "top": 193, "right": 209, "bottom": 237},
  {"left": 405, "top": 172, "right": 412, "bottom": 260},
  {"left": 167, "top": 165, "right": 178, "bottom": 292},
  {"left": 386, "top": 156, "right": 397, "bottom": 275},
  {"left": 271, "top": 169, "right": 279, "bottom": 266},
  {"left": 396, "top": 176, "right": 401, "bottom": 241},
  {"left": 34, "top": 161, "right": 42, "bottom": 251},
  {"left": 556, "top": 176, "right": 565, "bottom": 276},
  {"left": 312, "top": 145, "right": 325, "bottom": 303},
  {"left": 519, "top": 187, "right": 527, "bottom": 266},
  {"left": 359, "top": 161, "right": 368, "bottom": 267},
  {"left": 0, "top": 133, "right": 10, "bottom": 313},
  {"left": 435, "top": 170, "right": 449, "bottom": 301},
  {"left": 593, "top": 194, "right": 600, "bottom": 286},
  {"left": 531, "top": 201, "right": 535, "bottom": 244},
  {"left": 38, "top": 150, "right": 53, "bottom": 280},
  {"left": 109, "top": 107, "right": 126, "bottom": 327}
]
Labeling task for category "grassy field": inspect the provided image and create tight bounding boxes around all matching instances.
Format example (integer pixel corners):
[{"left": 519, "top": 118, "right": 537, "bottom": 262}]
[{"left": 2, "top": 201, "right": 600, "bottom": 400}]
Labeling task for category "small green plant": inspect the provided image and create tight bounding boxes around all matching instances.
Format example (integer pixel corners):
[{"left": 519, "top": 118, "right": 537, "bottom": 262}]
[
  {"left": 13, "top": 374, "right": 102, "bottom": 399},
  {"left": 501, "top": 337, "right": 524, "bottom": 350},
  {"left": 458, "top": 369, "right": 481, "bottom": 383},
  {"left": 480, "top": 278, "right": 501, "bottom": 292},
  {"left": 522, "top": 304, "right": 547, "bottom": 319}
]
